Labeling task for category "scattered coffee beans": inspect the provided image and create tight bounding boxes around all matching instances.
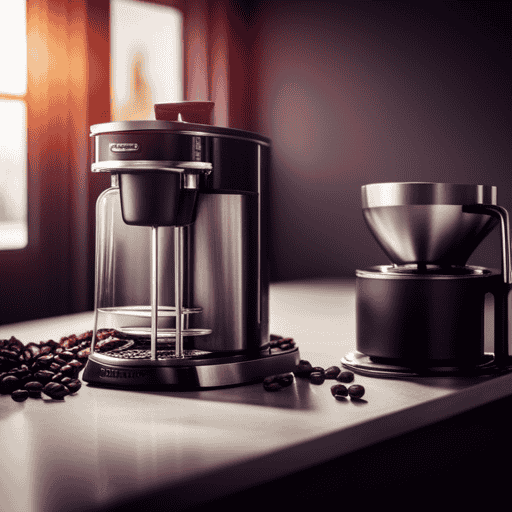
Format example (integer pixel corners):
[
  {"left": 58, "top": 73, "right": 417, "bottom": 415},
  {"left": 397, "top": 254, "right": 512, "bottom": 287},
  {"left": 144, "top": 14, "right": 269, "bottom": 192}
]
[
  {"left": 286, "top": 347, "right": 368, "bottom": 403},
  {"left": 309, "top": 372, "right": 325, "bottom": 385},
  {"left": 330, "top": 384, "right": 348, "bottom": 397},
  {"left": 264, "top": 382, "right": 282, "bottom": 392},
  {"left": 263, "top": 372, "right": 295, "bottom": 391},
  {"left": 11, "top": 389, "right": 29, "bottom": 402},
  {"left": 269, "top": 335, "right": 296, "bottom": 351},
  {"left": 0, "top": 375, "right": 20, "bottom": 394},
  {"left": 276, "top": 373, "right": 294, "bottom": 388},
  {"left": 43, "top": 382, "right": 69, "bottom": 400},
  {"left": 24, "top": 381, "right": 43, "bottom": 398},
  {"left": 66, "top": 379, "right": 82, "bottom": 394},
  {"left": 293, "top": 360, "right": 314, "bottom": 377},
  {"left": 336, "top": 370, "right": 355, "bottom": 383},
  {"left": 348, "top": 384, "right": 365, "bottom": 399},
  {"left": 325, "top": 366, "right": 341, "bottom": 379}
]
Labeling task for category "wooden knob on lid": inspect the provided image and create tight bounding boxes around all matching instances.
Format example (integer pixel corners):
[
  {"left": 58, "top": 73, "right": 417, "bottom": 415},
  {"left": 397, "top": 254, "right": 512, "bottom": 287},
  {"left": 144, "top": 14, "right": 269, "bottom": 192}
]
[{"left": 154, "top": 101, "right": 215, "bottom": 125}]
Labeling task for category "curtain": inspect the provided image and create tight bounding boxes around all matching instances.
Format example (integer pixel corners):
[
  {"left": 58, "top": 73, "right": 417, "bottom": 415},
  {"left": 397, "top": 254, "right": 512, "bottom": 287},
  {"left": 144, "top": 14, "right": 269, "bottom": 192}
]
[
  {"left": 0, "top": 0, "right": 109, "bottom": 324},
  {"left": 182, "top": 0, "right": 252, "bottom": 130}
]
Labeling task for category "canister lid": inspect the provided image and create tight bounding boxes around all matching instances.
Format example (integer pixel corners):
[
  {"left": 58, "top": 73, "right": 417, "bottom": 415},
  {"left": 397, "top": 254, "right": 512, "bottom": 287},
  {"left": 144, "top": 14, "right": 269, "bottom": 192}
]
[
  {"left": 362, "top": 182, "right": 497, "bottom": 209},
  {"left": 356, "top": 265, "right": 496, "bottom": 280}
]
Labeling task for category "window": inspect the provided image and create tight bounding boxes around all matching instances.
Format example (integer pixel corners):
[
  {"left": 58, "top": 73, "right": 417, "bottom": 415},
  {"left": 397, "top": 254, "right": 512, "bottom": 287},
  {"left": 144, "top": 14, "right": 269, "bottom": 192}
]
[
  {"left": 0, "top": 1, "right": 27, "bottom": 250},
  {"left": 111, "top": 0, "right": 183, "bottom": 121}
]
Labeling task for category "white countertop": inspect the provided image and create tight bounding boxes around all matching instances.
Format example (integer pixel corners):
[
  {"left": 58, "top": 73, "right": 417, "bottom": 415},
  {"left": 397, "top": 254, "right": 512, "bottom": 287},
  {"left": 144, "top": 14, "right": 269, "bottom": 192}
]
[{"left": 1, "top": 278, "right": 511, "bottom": 512}]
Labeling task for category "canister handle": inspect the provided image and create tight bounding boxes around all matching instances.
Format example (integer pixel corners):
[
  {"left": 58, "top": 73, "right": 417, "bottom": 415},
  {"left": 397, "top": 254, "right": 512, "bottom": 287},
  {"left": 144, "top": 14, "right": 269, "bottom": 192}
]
[{"left": 463, "top": 204, "right": 511, "bottom": 366}]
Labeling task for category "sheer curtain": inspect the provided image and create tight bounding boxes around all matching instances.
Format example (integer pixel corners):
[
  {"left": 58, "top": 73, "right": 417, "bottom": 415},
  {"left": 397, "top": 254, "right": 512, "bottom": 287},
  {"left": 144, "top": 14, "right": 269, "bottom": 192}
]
[{"left": 0, "top": 0, "right": 109, "bottom": 324}]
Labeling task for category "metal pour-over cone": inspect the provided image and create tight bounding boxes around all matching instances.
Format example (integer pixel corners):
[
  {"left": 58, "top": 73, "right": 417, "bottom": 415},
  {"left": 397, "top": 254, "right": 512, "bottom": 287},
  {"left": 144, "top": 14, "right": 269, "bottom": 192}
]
[{"left": 362, "top": 182, "right": 499, "bottom": 267}]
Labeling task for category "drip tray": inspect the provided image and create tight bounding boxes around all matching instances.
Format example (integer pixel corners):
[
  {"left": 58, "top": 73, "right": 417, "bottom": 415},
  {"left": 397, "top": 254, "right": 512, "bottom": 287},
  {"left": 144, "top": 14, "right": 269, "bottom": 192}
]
[
  {"left": 341, "top": 351, "right": 497, "bottom": 377},
  {"left": 84, "top": 329, "right": 301, "bottom": 389},
  {"left": 83, "top": 345, "right": 301, "bottom": 389},
  {"left": 104, "top": 348, "right": 211, "bottom": 360}
]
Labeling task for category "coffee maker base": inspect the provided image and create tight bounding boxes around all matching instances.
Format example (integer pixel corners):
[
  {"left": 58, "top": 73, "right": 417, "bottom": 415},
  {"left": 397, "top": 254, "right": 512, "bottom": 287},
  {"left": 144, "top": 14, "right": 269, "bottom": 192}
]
[
  {"left": 341, "top": 351, "right": 498, "bottom": 378},
  {"left": 83, "top": 347, "right": 300, "bottom": 390}
]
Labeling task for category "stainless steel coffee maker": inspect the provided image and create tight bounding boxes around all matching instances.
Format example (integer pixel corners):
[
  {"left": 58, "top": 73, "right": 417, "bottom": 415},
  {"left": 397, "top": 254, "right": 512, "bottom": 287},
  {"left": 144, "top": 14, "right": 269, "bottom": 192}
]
[
  {"left": 342, "top": 182, "right": 512, "bottom": 377},
  {"left": 82, "top": 102, "right": 300, "bottom": 389}
]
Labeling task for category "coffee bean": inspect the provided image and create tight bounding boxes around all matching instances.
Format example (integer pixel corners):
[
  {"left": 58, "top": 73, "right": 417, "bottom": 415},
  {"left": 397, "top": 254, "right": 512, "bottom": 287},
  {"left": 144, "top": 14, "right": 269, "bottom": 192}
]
[
  {"left": 0, "top": 349, "right": 19, "bottom": 362},
  {"left": 294, "top": 360, "right": 313, "bottom": 377},
  {"left": 348, "top": 384, "right": 365, "bottom": 399},
  {"left": 325, "top": 366, "right": 341, "bottom": 379},
  {"left": 11, "top": 389, "right": 29, "bottom": 402},
  {"left": 263, "top": 381, "right": 282, "bottom": 392},
  {"left": 38, "top": 345, "right": 53, "bottom": 356},
  {"left": 278, "top": 337, "right": 295, "bottom": 350},
  {"left": 34, "top": 370, "right": 55, "bottom": 384},
  {"left": 59, "top": 351, "right": 75, "bottom": 362},
  {"left": 10, "top": 366, "right": 30, "bottom": 379},
  {"left": 330, "top": 384, "right": 348, "bottom": 397},
  {"left": 43, "top": 340, "right": 59, "bottom": 349},
  {"left": 276, "top": 373, "right": 294, "bottom": 387},
  {"left": 24, "top": 381, "right": 43, "bottom": 398},
  {"left": 49, "top": 362, "right": 62, "bottom": 372},
  {"left": 42, "top": 382, "right": 69, "bottom": 400},
  {"left": 67, "top": 360, "right": 83, "bottom": 373},
  {"left": 311, "top": 366, "right": 325, "bottom": 375},
  {"left": 22, "top": 350, "right": 34, "bottom": 363},
  {"left": 77, "top": 348, "right": 90, "bottom": 360},
  {"left": 0, "top": 375, "right": 21, "bottom": 394},
  {"left": 336, "top": 370, "right": 355, "bottom": 383},
  {"left": 59, "top": 364, "right": 75, "bottom": 377},
  {"left": 310, "top": 372, "right": 325, "bottom": 385},
  {"left": 66, "top": 379, "right": 82, "bottom": 394},
  {"left": 36, "top": 354, "right": 54, "bottom": 366}
]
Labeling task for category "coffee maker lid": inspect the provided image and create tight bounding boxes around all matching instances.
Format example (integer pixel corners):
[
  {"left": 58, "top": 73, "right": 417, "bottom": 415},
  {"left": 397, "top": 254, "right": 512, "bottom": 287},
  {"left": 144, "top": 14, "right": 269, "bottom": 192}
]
[
  {"left": 90, "top": 120, "right": 271, "bottom": 147},
  {"left": 362, "top": 182, "right": 497, "bottom": 208}
]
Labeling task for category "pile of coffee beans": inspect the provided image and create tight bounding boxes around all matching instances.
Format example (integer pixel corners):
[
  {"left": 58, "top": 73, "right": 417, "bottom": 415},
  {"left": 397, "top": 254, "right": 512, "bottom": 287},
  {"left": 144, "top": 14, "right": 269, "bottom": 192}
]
[
  {"left": 294, "top": 360, "right": 365, "bottom": 400},
  {"left": 264, "top": 336, "right": 366, "bottom": 401},
  {"left": 0, "top": 329, "right": 119, "bottom": 402},
  {"left": 269, "top": 334, "right": 297, "bottom": 351}
]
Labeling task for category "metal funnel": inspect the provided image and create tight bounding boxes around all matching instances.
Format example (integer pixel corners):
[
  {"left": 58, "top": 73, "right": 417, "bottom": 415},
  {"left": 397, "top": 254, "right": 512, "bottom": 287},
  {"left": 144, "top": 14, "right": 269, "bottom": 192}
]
[{"left": 362, "top": 182, "right": 499, "bottom": 267}]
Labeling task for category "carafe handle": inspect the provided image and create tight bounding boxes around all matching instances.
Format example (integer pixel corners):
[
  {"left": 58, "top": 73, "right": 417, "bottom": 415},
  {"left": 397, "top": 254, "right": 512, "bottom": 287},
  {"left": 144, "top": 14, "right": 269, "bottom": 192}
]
[{"left": 463, "top": 204, "right": 511, "bottom": 366}]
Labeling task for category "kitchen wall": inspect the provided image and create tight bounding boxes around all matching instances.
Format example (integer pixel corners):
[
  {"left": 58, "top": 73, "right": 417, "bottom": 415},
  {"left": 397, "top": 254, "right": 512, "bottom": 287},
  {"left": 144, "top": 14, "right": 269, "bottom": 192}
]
[{"left": 245, "top": 0, "right": 511, "bottom": 280}]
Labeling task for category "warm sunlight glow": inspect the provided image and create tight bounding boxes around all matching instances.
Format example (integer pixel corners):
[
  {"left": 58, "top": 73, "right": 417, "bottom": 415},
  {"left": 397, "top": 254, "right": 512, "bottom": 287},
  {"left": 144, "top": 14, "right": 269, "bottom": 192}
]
[
  {"left": 0, "top": 100, "right": 27, "bottom": 249},
  {"left": 0, "top": 1, "right": 27, "bottom": 95},
  {"left": 111, "top": 0, "right": 183, "bottom": 121}
]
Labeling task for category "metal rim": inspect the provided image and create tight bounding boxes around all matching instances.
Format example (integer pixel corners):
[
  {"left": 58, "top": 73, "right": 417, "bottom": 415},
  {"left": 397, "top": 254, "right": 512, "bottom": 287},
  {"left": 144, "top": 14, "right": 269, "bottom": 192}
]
[
  {"left": 97, "top": 305, "right": 204, "bottom": 317},
  {"left": 90, "top": 120, "right": 271, "bottom": 147},
  {"left": 362, "top": 182, "right": 497, "bottom": 208},
  {"left": 92, "top": 160, "right": 213, "bottom": 173},
  {"left": 356, "top": 265, "right": 498, "bottom": 280}
]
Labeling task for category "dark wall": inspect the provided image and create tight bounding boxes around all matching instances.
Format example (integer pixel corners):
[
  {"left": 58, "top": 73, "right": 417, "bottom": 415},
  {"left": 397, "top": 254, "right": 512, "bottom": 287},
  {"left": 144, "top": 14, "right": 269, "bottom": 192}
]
[{"left": 248, "top": 1, "right": 512, "bottom": 280}]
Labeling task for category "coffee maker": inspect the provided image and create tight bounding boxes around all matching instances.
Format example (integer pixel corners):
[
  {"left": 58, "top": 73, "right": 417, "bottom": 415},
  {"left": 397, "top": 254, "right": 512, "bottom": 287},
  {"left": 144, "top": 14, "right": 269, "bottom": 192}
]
[
  {"left": 82, "top": 102, "right": 300, "bottom": 389},
  {"left": 342, "top": 182, "right": 512, "bottom": 377}
]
